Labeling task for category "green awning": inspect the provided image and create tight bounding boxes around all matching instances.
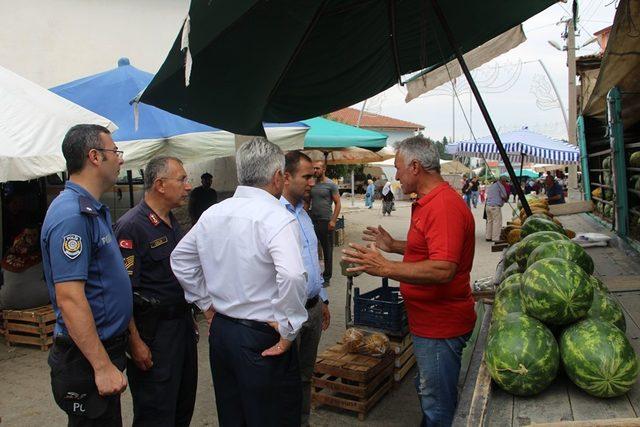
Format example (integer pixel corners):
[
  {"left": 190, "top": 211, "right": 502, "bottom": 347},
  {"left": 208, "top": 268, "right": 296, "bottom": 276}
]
[
  {"left": 302, "top": 117, "right": 387, "bottom": 149},
  {"left": 140, "top": 0, "right": 556, "bottom": 135}
]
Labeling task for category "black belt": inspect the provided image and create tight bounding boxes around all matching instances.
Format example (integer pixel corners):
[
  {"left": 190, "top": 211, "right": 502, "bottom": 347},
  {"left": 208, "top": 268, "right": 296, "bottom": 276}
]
[
  {"left": 53, "top": 332, "right": 128, "bottom": 349},
  {"left": 305, "top": 295, "right": 320, "bottom": 310},
  {"left": 215, "top": 312, "right": 277, "bottom": 335}
]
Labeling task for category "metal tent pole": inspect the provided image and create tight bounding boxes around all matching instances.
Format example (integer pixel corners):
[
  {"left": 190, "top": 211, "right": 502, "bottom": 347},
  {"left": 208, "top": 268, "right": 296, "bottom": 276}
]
[{"left": 430, "top": 0, "right": 532, "bottom": 216}]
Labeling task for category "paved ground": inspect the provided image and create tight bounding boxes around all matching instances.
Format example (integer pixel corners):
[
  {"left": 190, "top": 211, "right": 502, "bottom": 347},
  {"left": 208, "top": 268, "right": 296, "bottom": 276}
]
[{"left": 0, "top": 196, "right": 587, "bottom": 426}]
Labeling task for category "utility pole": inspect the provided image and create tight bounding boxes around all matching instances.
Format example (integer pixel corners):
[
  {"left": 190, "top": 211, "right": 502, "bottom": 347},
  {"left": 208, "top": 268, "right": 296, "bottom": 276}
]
[
  {"left": 451, "top": 78, "right": 456, "bottom": 143},
  {"left": 566, "top": 18, "right": 578, "bottom": 190}
]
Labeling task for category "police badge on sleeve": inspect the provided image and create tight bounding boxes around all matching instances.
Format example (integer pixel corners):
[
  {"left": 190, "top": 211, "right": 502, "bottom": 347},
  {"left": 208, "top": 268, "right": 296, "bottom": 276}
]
[{"left": 62, "top": 234, "right": 83, "bottom": 259}]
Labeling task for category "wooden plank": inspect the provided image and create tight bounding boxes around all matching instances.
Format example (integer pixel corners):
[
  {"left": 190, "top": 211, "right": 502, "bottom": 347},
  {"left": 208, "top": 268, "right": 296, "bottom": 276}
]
[
  {"left": 453, "top": 303, "right": 493, "bottom": 426},
  {"left": 614, "top": 293, "right": 640, "bottom": 416},
  {"left": 4, "top": 322, "right": 54, "bottom": 335},
  {"left": 548, "top": 201, "right": 594, "bottom": 216},
  {"left": 314, "top": 344, "right": 395, "bottom": 382},
  {"left": 312, "top": 363, "right": 394, "bottom": 398},
  {"left": 531, "top": 419, "right": 640, "bottom": 427},
  {"left": 389, "top": 333, "right": 412, "bottom": 354},
  {"left": 466, "top": 359, "right": 493, "bottom": 426},
  {"left": 394, "top": 343, "right": 413, "bottom": 368},
  {"left": 615, "top": 292, "right": 640, "bottom": 338},
  {"left": 394, "top": 355, "right": 416, "bottom": 382},
  {"left": 603, "top": 277, "right": 640, "bottom": 293},
  {"left": 484, "top": 386, "right": 514, "bottom": 427},
  {"left": 312, "top": 374, "right": 393, "bottom": 420},
  {"left": 5, "top": 333, "right": 53, "bottom": 347},
  {"left": 567, "top": 380, "right": 636, "bottom": 421},
  {"left": 511, "top": 379, "right": 573, "bottom": 425}
]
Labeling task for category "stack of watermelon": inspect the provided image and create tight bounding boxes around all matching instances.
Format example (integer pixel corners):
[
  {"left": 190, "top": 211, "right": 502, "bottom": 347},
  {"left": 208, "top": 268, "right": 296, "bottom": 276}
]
[
  {"left": 504, "top": 196, "right": 576, "bottom": 246},
  {"left": 487, "top": 228, "right": 639, "bottom": 398}
]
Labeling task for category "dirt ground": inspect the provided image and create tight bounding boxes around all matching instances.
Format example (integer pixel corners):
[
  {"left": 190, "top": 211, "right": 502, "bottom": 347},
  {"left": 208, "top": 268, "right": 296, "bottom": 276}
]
[{"left": 0, "top": 196, "right": 507, "bottom": 426}]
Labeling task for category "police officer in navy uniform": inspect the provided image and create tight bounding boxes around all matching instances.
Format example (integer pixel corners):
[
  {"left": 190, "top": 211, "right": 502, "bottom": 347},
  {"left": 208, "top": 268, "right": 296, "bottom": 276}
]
[
  {"left": 41, "top": 124, "right": 131, "bottom": 426},
  {"left": 114, "top": 156, "right": 197, "bottom": 426}
]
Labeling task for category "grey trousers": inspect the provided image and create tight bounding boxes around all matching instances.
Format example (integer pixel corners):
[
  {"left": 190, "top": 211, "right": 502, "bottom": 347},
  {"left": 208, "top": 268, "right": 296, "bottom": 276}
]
[{"left": 296, "top": 300, "right": 323, "bottom": 426}]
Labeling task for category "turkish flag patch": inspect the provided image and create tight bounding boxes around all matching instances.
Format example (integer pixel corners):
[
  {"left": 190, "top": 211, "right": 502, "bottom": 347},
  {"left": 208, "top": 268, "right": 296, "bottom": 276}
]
[{"left": 119, "top": 239, "right": 133, "bottom": 249}]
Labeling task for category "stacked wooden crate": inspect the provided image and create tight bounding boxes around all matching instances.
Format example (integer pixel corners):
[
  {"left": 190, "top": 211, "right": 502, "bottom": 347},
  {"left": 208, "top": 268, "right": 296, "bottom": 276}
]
[
  {"left": 2, "top": 305, "right": 55, "bottom": 351},
  {"left": 312, "top": 343, "right": 395, "bottom": 420},
  {"left": 389, "top": 332, "right": 416, "bottom": 382}
]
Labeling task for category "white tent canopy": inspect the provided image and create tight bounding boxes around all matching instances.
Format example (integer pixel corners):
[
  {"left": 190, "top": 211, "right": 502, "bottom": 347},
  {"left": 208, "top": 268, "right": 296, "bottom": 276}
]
[
  {"left": 405, "top": 25, "right": 526, "bottom": 102},
  {"left": 0, "top": 65, "right": 117, "bottom": 182}
]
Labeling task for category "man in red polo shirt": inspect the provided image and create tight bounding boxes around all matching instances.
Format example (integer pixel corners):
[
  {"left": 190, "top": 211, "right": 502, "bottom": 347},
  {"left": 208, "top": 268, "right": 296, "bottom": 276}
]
[{"left": 343, "top": 135, "right": 476, "bottom": 427}]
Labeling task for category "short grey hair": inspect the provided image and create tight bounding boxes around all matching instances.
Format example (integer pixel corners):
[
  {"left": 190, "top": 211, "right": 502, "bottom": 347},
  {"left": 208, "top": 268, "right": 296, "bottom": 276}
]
[
  {"left": 394, "top": 135, "right": 440, "bottom": 173},
  {"left": 236, "top": 137, "right": 285, "bottom": 187},
  {"left": 144, "top": 156, "right": 183, "bottom": 190}
]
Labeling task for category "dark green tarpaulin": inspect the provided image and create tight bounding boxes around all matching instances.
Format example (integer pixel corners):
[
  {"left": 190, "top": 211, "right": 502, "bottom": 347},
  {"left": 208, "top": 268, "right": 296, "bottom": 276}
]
[
  {"left": 302, "top": 117, "right": 387, "bottom": 149},
  {"left": 140, "top": 0, "right": 556, "bottom": 136}
]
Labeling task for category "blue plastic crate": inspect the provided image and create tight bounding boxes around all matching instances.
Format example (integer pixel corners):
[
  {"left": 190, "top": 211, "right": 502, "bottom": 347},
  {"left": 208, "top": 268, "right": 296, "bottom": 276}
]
[{"left": 353, "top": 278, "right": 408, "bottom": 335}]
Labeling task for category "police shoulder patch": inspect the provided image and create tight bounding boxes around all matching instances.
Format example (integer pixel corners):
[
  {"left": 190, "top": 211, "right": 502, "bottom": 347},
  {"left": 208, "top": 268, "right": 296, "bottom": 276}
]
[
  {"left": 62, "top": 234, "right": 83, "bottom": 259},
  {"left": 123, "top": 255, "right": 135, "bottom": 273}
]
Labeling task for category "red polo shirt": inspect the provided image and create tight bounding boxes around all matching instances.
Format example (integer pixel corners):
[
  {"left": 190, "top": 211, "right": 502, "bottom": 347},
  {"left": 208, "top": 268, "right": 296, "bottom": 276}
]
[{"left": 400, "top": 182, "right": 477, "bottom": 339}]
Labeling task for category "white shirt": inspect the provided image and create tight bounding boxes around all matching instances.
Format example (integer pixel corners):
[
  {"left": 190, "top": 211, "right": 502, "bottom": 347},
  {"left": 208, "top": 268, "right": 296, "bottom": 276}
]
[{"left": 170, "top": 185, "right": 308, "bottom": 341}]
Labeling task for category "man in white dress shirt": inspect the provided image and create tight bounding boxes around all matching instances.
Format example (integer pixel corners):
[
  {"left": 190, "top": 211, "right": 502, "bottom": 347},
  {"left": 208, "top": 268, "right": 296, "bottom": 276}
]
[{"left": 170, "top": 137, "right": 308, "bottom": 427}]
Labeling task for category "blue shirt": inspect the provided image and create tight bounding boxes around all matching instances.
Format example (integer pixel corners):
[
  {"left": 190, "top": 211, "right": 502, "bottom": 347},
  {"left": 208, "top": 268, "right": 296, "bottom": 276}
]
[
  {"left": 280, "top": 196, "right": 328, "bottom": 302},
  {"left": 486, "top": 181, "right": 507, "bottom": 207},
  {"left": 41, "top": 181, "right": 133, "bottom": 340}
]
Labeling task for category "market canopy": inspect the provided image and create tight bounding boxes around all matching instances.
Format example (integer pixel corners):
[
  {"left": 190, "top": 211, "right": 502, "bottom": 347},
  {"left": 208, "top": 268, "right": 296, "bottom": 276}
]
[
  {"left": 138, "top": 1, "right": 556, "bottom": 136},
  {"left": 51, "top": 58, "right": 308, "bottom": 169},
  {"left": 304, "top": 146, "right": 393, "bottom": 165},
  {"left": 405, "top": 25, "right": 526, "bottom": 102},
  {"left": 501, "top": 169, "right": 539, "bottom": 179},
  {"left": 446, "top": 128, "right": 580, "bottom": 165},
  {"left": 302, "top": 117, "right": 388, "bottom": 149},
  {"left": 0, "top": 65, "right": 116, "bottom": 182}
]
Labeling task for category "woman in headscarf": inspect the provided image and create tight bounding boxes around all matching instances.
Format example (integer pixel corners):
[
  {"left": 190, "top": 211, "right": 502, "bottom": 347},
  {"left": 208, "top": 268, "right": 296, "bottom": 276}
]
[
  {"left": 381, "top": 181, "right": 394, "bottom": 216},
  {"left": 365, "top": 179, "right": 375, "bottom": 209}
]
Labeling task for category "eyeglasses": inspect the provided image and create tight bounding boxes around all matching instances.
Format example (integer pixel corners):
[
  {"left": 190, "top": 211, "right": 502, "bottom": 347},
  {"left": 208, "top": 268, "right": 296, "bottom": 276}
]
[
  {"left": 160, "top": 177, "right": 191, "bottom": 185},
  {"left": 95, "top": 148, "right": 124, "bottom": 159}
]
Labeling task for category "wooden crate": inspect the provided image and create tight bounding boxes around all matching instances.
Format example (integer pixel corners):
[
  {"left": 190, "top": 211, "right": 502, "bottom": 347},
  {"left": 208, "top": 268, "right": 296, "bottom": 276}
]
[
  {"left": 3, "top": 305, "right": 56, "bottom": 351},
  {"left": 334, "top": 228, "right": 345, "bottom": 247},
  {"left": 312, "top": 344, "right": 395, "bottom": 420},
  {"left": 389, "top": 333, "right": 416, "bottom": 382}
]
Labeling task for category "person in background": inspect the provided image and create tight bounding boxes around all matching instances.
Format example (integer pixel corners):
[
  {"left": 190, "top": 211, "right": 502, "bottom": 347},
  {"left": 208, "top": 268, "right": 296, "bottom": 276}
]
[
  {"left": 461, "top": 175, "right": 472, "bottom": 208},
  {"left": 171, "top": 137, "right": 307, "bottom": 427},
  {"left": 188, "top": 172, "right": 217, "bottom": 225},
  {"left": 485, "top": 176, "right": 509, "bottom": 243},
  {"left": 545, "top": 174, "right": 566, "bottom": 205},
  {"left": 310, "top": 160, "right": 342, "bottom": 287},
  {"left": 381, "top": 181, "right": 394, "bottom": 216},
  {"left": 469, "top": 177, "right": 479, "bottom": 208},
  {"left": 41, "top": 124, "right": 131, "bottom": 425},
  {"left": 365, "top": 179, "right": 375, "bottom": 209},
  {"left": 343, "top": 135, "right": 476, "bottom": 427},
  {"left": 479, "top": 181, "right": 487, "bottom": 203},
  {"left": 114, "top": 156, "right": 198, "bottom": 426},
  {"left": 281, "top": 151, "right": 331, "bottom": 427}
]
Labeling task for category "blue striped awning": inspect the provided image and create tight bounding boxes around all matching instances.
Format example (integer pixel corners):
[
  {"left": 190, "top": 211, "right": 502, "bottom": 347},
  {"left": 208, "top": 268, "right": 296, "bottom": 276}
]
[{"left": 446, "top": 128, "right": 580, "bottom": 165}]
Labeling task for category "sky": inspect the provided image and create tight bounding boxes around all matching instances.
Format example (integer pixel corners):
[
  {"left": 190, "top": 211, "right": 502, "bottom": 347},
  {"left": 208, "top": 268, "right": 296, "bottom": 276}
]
[{"left": 353, "top": 0, "right": 617, "bottom": 143}]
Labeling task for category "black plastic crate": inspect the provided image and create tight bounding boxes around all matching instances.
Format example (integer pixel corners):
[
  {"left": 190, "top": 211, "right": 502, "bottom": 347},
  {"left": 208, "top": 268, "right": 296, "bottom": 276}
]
[{"left": 353, "top": 278, "right": 408, "bottom": 335}]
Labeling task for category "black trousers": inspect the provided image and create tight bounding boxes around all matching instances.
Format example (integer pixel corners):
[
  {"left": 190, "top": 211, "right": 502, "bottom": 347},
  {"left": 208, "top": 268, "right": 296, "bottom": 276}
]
[
  {"left": 209, "top": 314, "right": 301, "bottom": 427},
  {"left": 312, "top": 219, "right": 333, "bottom": 282},
  {"left": 128, "top": 312, "right": 198, "bottom": 427},
  {"left": 48, "top": 335, "right": 127, "bottom": 427}
]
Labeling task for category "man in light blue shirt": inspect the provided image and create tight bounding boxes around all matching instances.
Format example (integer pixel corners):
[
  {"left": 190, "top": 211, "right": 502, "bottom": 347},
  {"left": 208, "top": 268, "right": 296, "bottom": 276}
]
[
  {"left": 485, "top": 176, "right": 509, "bottom": 242},
  {"left": 281, "top": 151, "right": 330, "bottom": 426}
]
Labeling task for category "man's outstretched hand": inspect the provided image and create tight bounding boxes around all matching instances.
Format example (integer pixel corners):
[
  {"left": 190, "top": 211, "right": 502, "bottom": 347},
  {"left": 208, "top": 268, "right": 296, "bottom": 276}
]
[
  {"left": 342, "top": 242, "right": 392, "bottom": 277},
  {"left": 362, "top": 226, "right": 394, "bottom": 253}
]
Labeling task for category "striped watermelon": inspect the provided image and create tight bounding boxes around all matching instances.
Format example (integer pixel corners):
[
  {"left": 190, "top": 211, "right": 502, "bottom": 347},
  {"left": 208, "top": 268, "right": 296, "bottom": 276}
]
[
  {"left": 560, "top": 319, "right": 638, "bottom": 397},
  {"left": 520, "top": 217, "right": 564, "bottom": 239},
  {"left": 499, "top": 262, "right": 523, "bottom": 282},
  {"left": 590, "top": 276, "right": 607, "bottom": 292},
  {"left": 515, "top": 231, "right": 569, "bottom": 269},
  {"left": 631, "top": 151, "right": 640, "bottom": 167},
  {"left": 588, "top": 289, "right": 626, "bottom": 331},
  {"left": 521, "top": 258, "right": 594, "bottom": 325},
  {"left": 505, "top": 241, "right": 522, "bottom": 269},
  {"left": 485, "top": 312, "right": 559, "bottom": 396},
  {"left": 493, "top": 274, "right": 524, "bottom": 323},
  {"left": 527, "top": 240, "right": 595, "bottom": 275}
]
